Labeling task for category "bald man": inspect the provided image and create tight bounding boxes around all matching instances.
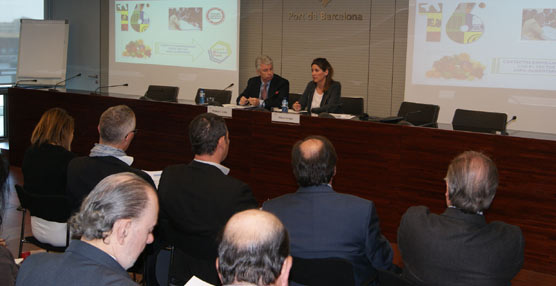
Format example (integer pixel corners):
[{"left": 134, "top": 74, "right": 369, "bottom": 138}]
[
  {"left": 263, "top": 135, "right": 393, "bottom": 286},
  {"left": 398, "top": 151, "right": 524, "bottom": 286},
  {"left": 216, "top": 209, "right": 292, "bottom": 286}
]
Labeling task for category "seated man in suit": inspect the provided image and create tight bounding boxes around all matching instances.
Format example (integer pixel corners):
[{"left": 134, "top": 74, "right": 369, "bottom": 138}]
[
  {"left": 216, "top": 209, "right": 292, "bottom": 286},
  {"left": 67, "top": 105, "right": 155, "bottom": 213},
  {"left": 398, "top": 151, "right": 524, "bottom": 286},
  {"left": 236, "top": 55, "right": 289, "bottom": 110},
  {"left": 263, "top": 136, "right": 393, "bottom": 285},
  {"left": 16, "top": 172, "right": 158, "bottom": 286},
  {"left": 157, "top": 113, "right": 258, "bottom": 285}
]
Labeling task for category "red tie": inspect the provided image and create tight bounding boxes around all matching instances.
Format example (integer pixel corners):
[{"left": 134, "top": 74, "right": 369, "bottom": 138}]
[{"left": 261, "top": 82, "right": 268, "bottom": 100}]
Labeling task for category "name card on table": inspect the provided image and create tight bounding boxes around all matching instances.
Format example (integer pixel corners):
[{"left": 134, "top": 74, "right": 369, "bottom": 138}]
[
  {"left": 271, "top": 112, "right": 300, "bottom": 124},
  {"left": 207, "top": 106, "right": 233, "bottom": 118}
]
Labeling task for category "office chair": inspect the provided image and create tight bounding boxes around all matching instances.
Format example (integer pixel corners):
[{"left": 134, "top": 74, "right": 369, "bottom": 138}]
[
  {"left": 340, "top": 97, "right": 364, "bottom": 115},
  {"left": 142, "top": 85, "right": 179, "bottom": 102},
  {"left": 452, "top": 108, "right": 508, "bottom": 134},
  {"left": 289, "top": 256, "right": 356, "bottom": 286},
  {"left": 15, "top": 184, "right": 69, "bottom": 257},
  {"left": 195, "top": 88, "right": 232, "bottom": 105},
  {"left": 397, "top": 101, "right": 440, "bottom": 127}
]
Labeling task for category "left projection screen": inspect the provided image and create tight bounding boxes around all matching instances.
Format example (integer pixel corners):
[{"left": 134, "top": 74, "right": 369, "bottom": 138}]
[{"left": 108, "top": 0, "right": 239, "bottom": 99}]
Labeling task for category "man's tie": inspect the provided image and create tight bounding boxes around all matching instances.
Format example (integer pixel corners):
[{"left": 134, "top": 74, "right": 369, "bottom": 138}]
[{"left": 261, "top": 82, "right": 268, "bottom": 100}]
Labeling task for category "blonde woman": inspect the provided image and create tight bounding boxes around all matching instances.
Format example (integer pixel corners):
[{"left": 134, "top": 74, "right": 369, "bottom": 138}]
[{"left": 22, "top": 108, "right": 76, "bottom": 247}]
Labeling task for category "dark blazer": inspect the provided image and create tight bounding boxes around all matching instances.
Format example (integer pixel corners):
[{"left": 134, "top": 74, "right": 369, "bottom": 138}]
[
  {"left": 398, "top": 206, "right": 524, "bottom": 286},
  {"left": 157, "top": 160, "right": 258, "bottom": 284},
  {"left": 22, "top": 143, "right": 76, "bottom": 221},
  {"left": 16, "top": 240, "right": 137, "bottom": 286},
  {"left": 236, "top": 74, "right": 290, "bottom": 109},
  {"left": 66, "top": 156, "right": 155, "bottom": 213},
  {"left": 263, "top": 185, "right": 393, "bottom": 286},
  {"left": 298, "top": 80, "right": 341, "bottom": 114}
]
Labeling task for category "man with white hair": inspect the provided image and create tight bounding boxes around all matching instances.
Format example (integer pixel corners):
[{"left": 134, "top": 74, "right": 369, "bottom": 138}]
[
  {"left": 216, "top": 209, "right": 292, "bottom": 286},
  {"left": 398, "top": 151, "right": 524, "bottom": 286},
  {"left": 236, "top": 55, "right": 289, "bottom": 110},
  {"left": 17, "top": 172, "right": 159, "bottom": 286},
  {"left": 67, "top": 105, "right": 155, "bottom": 212}
]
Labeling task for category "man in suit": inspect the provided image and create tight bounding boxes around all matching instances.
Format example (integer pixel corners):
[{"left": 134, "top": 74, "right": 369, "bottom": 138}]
[
  {"left": 216, "top": 209, "right": 292, "bottom": 286},
  {"left": 263, "top": 135, "right": 393, "bottom": 286},
  {"left": 17, "top": 172, "right": 158, "bottom": 286},
  {"left": 236, "top": 55, "right": 289, "bottom": 110},
  {"left": 66, "top": 105, "right": 155, "bottom": 213},
  {"left": 157, "top": 113, "right": 258, "bottom": 285},
  {"left": 398, "top": 151, "right": 524, "bottom": 286}
]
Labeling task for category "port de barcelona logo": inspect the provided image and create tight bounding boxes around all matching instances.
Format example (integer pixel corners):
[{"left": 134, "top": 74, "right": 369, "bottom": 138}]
[{"left": 289, "top": 0, "right": 363, "bottom": 22}]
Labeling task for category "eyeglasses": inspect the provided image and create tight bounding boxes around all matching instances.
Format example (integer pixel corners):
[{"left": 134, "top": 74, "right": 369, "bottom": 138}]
[{"left": 130, "top": 129, "right": 139, "bottom": 135}]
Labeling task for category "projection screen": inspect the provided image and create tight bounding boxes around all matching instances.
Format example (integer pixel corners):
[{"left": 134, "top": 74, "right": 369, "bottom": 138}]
[
  {"left": 108, "top": 0, "right": 239, "bottom": 100},
  {"left": 405, "top": 0, "right": 556, "bottom": 134}
]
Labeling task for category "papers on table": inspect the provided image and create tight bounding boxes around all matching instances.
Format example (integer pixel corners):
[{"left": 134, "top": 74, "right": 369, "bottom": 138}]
[{"left": 184, "top": 276, "right": 214, "bottom": 286}]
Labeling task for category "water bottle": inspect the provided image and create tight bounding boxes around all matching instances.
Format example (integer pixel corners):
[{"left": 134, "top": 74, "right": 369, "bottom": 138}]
[
  {"left": 199, "top": 89, "right": 205, "bottom": 104},
  {"left": 281, "top": 97, "right": 288, "bottom": 113}
]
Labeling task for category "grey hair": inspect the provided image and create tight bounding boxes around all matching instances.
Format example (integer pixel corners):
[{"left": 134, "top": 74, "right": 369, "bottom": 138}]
[
  {"left": 255, "top": 55, "right": 273, "bottom": 71},
  {"left": 69, "top": 172, "right": 153, "bottom": 240},
  {"left": 99, "top": 105, "right": 136, "bottom": 144},
  {"left": 445, "top": 151, "right": 498, "bottom": 213}
]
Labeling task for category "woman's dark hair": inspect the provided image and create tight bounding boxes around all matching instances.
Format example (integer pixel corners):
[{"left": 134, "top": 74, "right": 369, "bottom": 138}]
[{"left": 311, "top": 58, "right": 334, "bottom": 92}]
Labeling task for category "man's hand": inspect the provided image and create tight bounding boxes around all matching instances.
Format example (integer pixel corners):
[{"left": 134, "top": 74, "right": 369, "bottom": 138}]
[
  {"left": 248, "top": 98, "right": 260, "bottom": 107},
  {"left": 239, "top": 96, "right": 249, "bottom": 106}
]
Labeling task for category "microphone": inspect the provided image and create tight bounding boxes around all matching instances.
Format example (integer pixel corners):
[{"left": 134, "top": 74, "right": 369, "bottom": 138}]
[
  {"left": 93, "top": 83, "right": 129, "bottom": 94},
  {"left": 14, "top": 79, "right": 37, "bottom": 87},
  {"left": 223, "top": 83, "right": 234, "bottom": 90},
  {"left": 49, "top": 73, "right": 82, "bottom": 91},
  {"left": 506, "top": 115, "right": 517, "bottom": 126}
]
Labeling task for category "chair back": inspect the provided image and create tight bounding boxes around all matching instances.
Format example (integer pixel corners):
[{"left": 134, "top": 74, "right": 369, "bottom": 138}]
[
  {"left": 195, "top": 89, "right": 232, "bottom": 105},
  {"left": 452, "top": 108, "right": 508, "bottom": 134},
  {"left": 289, "top": 256, "right": 355, "bottom": 286},
  {"left": 288, "top": 93, "right": 302, "bottom": 108},
  {"left": 15, "top": 184, "right": 29, "bottom": 210},
  {"left": 340, "top": 97, "right": 364, "bottom": 115},
  {"left": 397, "top": 101, "right": 439, "bottom": 127},
  {"left": 15, "top": 185, "right": 70, "bottom": 223},
  {"left": 143, "top": 85, "right": 179, "bottom": 102}
]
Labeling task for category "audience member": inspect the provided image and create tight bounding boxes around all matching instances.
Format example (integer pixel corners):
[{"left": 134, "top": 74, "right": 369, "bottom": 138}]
[
  {"left": 67, "top": 105, "right": 154, "bottom": 213},
  {"left": 236, "top": 55, "right": 290, "bottom": 110},
  {"left": 398, "top": 151, "right": 524, "bottom": 286},
  {"left": 0, "top": 154, "right": 17, "bottom": 286},
  {"left": 22, "top": 107, "right": 76, "bottom": 246},
  {"left": 16, "top": 172, "right": 158, "bottom": 286},
  {"left": 157, "top": 113, "right": 257, "bottom": 284},
  {"left": 292, "top": 58, "right": 341, "bottom": 114},
  {"left": 263, "top": 135, "right": 392, "bottom": 285},
  {"left": 217, "top": 209, "right": 292, "bottom": 286}
]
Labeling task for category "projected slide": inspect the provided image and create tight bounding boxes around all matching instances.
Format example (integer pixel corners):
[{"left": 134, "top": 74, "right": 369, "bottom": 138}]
[
  {"left": 409, "top": 1, "right": 556, "bottom": 91},
  {"left": 114, "top": 0, "right": 237, "bottom": 70}
]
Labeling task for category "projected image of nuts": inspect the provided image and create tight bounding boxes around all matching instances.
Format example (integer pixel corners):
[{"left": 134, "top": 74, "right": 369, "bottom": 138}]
[{"left": 426, "top": 53, "right": 485, "bottom": 80}]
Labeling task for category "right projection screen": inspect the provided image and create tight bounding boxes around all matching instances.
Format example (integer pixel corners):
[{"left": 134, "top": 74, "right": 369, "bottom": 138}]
[{"left": 404, "top": 1, "right": 556, "bottom": 134}]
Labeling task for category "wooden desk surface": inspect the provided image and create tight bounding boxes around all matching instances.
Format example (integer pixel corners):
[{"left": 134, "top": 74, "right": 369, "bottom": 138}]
[{"left": 8, "top": 88, "right": 556, "bottom": 275}]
